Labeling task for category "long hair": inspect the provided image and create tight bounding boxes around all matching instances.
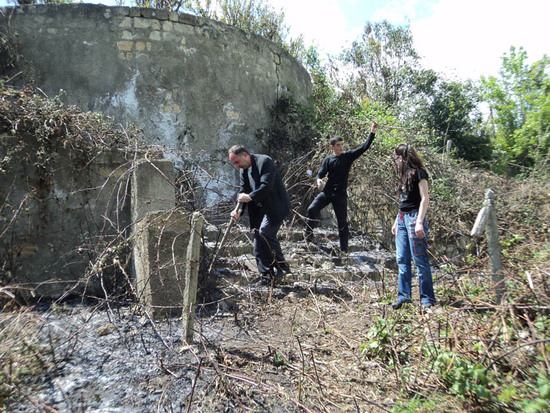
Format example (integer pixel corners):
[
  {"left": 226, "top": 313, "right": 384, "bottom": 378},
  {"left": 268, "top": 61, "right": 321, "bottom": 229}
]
[{"left": 394, "top": 143, "right": 425, "bottom": 194}]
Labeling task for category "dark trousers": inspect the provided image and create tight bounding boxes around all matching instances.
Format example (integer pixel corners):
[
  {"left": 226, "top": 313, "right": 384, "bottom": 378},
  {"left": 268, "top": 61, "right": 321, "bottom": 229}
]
[
  {"left": 305, "top": 192, "right": 349, "bottom": 252},
  {"left": 254, "top": 214, "right": 288, "bottom": 275}
]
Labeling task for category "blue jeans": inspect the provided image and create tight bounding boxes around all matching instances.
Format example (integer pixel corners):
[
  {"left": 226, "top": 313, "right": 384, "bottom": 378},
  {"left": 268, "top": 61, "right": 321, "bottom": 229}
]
[{"left": 395, "top": 211, "right": 436, "bottom": 304}]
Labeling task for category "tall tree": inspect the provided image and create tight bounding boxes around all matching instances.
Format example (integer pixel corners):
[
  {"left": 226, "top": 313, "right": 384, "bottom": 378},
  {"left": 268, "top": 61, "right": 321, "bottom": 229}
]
[
  {"left": 423, "top": 78, "right": 492, "bottom": 162},
  {"left": 342, "top": 20, "right": 420, "bottom": 107},
  {"left": 481, "top": 46, "right": 550, "bottom": 174}
]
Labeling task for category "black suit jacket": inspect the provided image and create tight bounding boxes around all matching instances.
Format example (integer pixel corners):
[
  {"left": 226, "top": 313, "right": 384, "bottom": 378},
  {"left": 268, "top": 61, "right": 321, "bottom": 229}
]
[{"left": 239, "top": 154, "right": 291, "bottom": 229}]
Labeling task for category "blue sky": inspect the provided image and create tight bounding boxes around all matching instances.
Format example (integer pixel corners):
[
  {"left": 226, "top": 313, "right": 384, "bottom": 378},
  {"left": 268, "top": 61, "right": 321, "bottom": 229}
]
[{"left": 1, "top": 0, "right": 548, "bottom": 80}]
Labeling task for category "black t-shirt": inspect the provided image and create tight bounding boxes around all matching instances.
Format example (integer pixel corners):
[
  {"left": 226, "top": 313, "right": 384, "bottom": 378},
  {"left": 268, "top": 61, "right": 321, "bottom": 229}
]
[
  {"left": 399, "top": 168, "right": 429, "bottom": 212},
  {"left": 316, "top": 132, "right": 375, "bottom": 195}
]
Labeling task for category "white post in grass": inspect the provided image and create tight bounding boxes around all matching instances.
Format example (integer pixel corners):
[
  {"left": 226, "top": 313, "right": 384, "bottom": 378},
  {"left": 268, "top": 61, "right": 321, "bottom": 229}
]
[{"left": 471, "top": 189, "right": 504, "bottom": 304}]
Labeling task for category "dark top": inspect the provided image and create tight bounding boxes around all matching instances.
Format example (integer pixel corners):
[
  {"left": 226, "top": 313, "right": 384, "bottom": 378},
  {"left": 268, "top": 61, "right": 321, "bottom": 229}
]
[
  {"left": 239, "top": 154, "right": 291, "bottom": 229},
  {"left": 399, "top": 168, "right": 429, "bottom": 212},
  {"left": 316, "top": 132, "right": 376, "bottom": 195}
]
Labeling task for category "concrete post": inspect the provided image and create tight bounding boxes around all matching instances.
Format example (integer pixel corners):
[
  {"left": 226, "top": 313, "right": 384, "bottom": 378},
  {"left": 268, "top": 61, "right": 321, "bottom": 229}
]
[
  {"left": 133, "top": 210, "right": 190, "bottom": 316},
  {"left": 182, "top": 211, "right": 203, "bottom": 344},
  {"left": 131, "top": 159, "right": 175, "bottom": 225},
  {"left": 131, "top": 159, "right": 204, "bottom": 344},
  {"left": 471, "top": 189, "right": 504, "bottom": 303},
  {"left": 445, "top": 140, "right": 453, "bottom": 163}
]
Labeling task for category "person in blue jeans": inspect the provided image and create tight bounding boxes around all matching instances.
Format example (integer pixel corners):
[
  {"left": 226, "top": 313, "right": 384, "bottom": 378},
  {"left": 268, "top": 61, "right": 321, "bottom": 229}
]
[{"left": 391, "top": 143, "right": 436, "bottom": 309}]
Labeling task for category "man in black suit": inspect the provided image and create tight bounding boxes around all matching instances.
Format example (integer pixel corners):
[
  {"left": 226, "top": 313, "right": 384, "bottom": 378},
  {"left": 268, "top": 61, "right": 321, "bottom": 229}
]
[{"left": 229, "top": 145, "right": 291, "bottom": 285}]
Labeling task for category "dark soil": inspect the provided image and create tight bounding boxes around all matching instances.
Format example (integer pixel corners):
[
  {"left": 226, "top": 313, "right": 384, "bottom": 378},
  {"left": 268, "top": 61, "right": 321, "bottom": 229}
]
[{"left": 2, "top": 231, "right": 437, "bottom": 412}]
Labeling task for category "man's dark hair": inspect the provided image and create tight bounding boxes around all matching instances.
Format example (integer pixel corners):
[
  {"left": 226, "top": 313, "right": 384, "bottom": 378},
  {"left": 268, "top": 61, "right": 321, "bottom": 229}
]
[
  {"left": 228, "top": 145, "right": 250, "bottom": 156},
  {"left": 329, "top": 135, "right": 343, "bottom": 146}
]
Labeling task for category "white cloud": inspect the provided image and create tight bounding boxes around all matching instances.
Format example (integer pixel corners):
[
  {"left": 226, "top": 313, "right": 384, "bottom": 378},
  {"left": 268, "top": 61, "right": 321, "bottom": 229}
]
[
  {"left": 410, "top": 0, "right": 550, "bottom": 80},
  {"left": 270, "top": 0, "right": 359, "bottom": 56},
  {"left": 273, "top": 0, "right": 548, "bottom": 80}
]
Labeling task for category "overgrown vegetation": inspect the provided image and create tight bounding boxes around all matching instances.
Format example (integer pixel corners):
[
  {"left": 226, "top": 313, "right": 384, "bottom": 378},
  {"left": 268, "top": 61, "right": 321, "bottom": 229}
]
[{"left": 1, "top": 3, "right": 550, "bottom": 412}]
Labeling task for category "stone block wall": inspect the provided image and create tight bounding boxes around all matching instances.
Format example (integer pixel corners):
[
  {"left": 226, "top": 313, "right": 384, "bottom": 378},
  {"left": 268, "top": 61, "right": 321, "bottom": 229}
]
[{"left": 0, "top": 4, "right": 312, "bottom": 201}]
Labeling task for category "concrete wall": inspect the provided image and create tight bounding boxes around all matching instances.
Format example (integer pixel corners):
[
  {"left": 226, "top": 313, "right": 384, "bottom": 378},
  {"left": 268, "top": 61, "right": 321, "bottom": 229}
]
[
  {"left": 0, "top": 144, "right": 133, "bottom": 298},
  {"left": 0, "top": 4, "right": 312, "bottom": 202}
]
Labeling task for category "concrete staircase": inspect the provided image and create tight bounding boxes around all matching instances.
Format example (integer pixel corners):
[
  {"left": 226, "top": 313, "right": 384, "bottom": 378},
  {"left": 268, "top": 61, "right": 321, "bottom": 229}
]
[{"left": 204, "top": 222, "right": 397, "bottom": 297}]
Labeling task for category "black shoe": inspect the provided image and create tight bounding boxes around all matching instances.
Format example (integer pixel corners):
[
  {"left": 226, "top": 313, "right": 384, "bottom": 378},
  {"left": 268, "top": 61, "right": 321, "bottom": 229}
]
[
  {"left": 391, "top": 299, "right": 412, "bottom": 309},
  {"left": 252, "top": 275, "right": 272, "bottom": 287},
  {"left": 275, "top": 263, "right": 291, "bottom": 278}
]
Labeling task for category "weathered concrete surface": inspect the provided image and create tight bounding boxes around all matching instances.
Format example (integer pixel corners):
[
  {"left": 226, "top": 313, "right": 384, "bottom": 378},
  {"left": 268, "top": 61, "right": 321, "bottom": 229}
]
[
  {"left": 131, "top": 159, "right": 175, "bottom": 225},
  {"left": 0, "top": 143, "right": 205, "bottom": 318},
  {"left": 0, "top": 4, "right": 312, "bottom": 201},
  {"left": 133, "top": 210, "right": 203, "bottom": 331},
  {"left": 0, "top": 146, "right": 133, "bottom": 298},
  {"left": 130, "top": 159, "right": 204, "bottom": 341}
]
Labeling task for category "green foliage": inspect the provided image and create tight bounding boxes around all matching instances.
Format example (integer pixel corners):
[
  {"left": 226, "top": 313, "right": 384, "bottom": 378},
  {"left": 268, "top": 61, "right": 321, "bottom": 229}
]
[
  {"left": 256, "top": 94, "right": 317, "bottom": 166},
  {"left": 303, "top": 46, "right": 337, "bottom": 133},
  {"left": 337, "top": 20, "right": 493, "bottom": 165},
  {"left": 519, "top": 372, "right": 550, "bottom": 412},
  {"left": 423, "top": 345, "right": 499, "bottom": 402},
  {"left": 429, "top": 177, "right": 455, "bottom": 201},
  {"left": 176, "top": 0, "right": 307, "bottom": 61},
  {"left": 0, "top": 85, "right": 143, "bottom": 170},
  {"left": 481, "top": 47, "right": 550, "bottom": 175},
  {"left": 361, "top": 315, "right": 411, "bottom": 364},
  {"left": 134, "top": 0, "right": 186, "bottom": 11},
  {"left": 424, "top": 80, "right": 492, "bottom": 162},
  {"left": 392, "top": 395, "right": 441, "bottom": 413},
  {"left": 272, "top": 352, "right": 286, "bottom": 367},
  {"left": 342, "top": 20, "right": 420, "bottom": 107},
  {"left": 500, "top": 233, "right": 526, "bottom": 261}
]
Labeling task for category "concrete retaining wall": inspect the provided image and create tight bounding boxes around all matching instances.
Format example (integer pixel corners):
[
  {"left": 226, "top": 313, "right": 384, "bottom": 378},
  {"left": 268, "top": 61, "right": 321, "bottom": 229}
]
[
  {"left": 0, "top": 145, "right": 133, "bottom": 298},
  {"left": 0, "top": 4, "right": 312, "bottom": 201}
]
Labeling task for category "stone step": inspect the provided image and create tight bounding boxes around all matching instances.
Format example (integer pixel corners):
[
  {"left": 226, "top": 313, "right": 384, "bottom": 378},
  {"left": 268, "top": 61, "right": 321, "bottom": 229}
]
[
  {"left": 211, "top": 243, "right": 395, "bottom": 285},
  {"left": 204, "top": 223, "right": 397, "bottom": 295},
  {"left": 204, "top": 222, "right": 344, "bottom": 244},
  {"left": 204, "top": 230, "right": 384, "bottom": 257}
]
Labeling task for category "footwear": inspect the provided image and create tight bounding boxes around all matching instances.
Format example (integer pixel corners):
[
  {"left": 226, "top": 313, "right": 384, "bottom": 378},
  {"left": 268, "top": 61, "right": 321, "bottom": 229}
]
[
  {"left": 391, "top": 299, "right": 412, "bottom": 309},
  {"left": 252, "top": 275, "right": 272, "bottom": 287},
  {"left": 422, "top": 302, "right": 435, "bottom": 309},
  {"left": 275, "top": 268, "right": 284, "bottom": 280}
]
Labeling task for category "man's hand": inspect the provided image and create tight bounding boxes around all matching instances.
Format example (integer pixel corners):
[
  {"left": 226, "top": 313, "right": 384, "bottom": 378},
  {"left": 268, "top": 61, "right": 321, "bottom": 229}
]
[
  {"left": 237, "top": 193, "right": 252, "bottom": 203},
  {"left": 230, "top": 194, "right": 250, "bottom": 222},
  {"left": 371, "top": 122, "right": 378, "bottom": 134},
  {"left": 316, "top": 178, "right": 325, "bottom": 190},
  {"left": 230, "top": 207, "right": 241, "bottom": 222}
]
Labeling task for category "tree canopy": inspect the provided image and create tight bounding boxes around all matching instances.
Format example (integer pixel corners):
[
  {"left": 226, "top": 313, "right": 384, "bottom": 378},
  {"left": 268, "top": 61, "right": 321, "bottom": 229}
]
[{"left": 481, "top": 47, "right": 550, "bottom": 174}]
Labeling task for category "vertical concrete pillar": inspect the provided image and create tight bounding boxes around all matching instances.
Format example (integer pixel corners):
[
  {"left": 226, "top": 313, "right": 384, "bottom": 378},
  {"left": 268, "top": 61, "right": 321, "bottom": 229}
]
[
  {"left": 131, "top": 159, "right": 204, "bottom": 343},
  {"left": 182, "top": 211, "right": 203, "bottom": 344},
  {"left": 133, "top": 210, "right": 193, "bottom": 317},
  {"left": 131, "top": 158, "right": 175, "bottom": 225},
  {"left": 471, "top": 189, "right": 504, "bottom": 303}
]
